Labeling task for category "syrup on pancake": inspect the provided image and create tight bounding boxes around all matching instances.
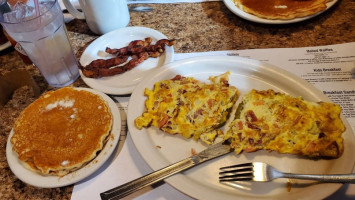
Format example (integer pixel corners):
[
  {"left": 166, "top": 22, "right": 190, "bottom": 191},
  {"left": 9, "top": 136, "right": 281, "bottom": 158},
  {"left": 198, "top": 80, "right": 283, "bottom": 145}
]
[{"left": 11, "top": 87, "right": 112, "bottom": 176}]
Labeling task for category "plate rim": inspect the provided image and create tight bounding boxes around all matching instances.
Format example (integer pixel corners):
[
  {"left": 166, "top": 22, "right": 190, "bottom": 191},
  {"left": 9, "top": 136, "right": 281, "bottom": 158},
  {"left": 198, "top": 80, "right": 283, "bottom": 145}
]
[
  {"left": 6, "top": 87, "right": 121, "bottom": 188},
  {"left": 222, "top": 0, "right": 338, "bottom": 24},
  {"left": 127, "top": 55, "right": 355, "bottom": 200},
  {"left": 79, "top": 26, "right": 175, "bottom": 95}
]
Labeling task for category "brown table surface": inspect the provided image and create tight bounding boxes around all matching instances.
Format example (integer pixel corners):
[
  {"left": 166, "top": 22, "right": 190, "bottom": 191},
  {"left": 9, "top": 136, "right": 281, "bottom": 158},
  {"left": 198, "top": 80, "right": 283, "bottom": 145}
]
[{"left": 1, "top": 1, "right": 355, "bottom": 199}]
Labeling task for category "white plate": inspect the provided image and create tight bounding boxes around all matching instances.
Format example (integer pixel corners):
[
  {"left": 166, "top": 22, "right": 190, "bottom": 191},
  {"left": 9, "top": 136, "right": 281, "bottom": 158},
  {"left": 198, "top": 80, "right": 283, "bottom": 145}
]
[
  {"left": 80, "top": 26, "right": 174, "bottom": 95},
  {"left": 127, "top": 56, "right": 355, "bottom": 200},
  {"left": 0, "top": 41, "right": 11, "bottom": 51},
  {"left": 223, "top": 0, "right": 338, "bottom": 24},
  {"left": 6, "top": 87, "right": 121, "bottom": 188}
]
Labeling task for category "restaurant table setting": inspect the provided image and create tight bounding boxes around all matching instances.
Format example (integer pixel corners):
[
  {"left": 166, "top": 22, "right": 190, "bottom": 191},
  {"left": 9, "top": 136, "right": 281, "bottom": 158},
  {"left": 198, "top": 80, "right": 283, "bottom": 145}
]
[{"left": 0, "top": 0, "right": 355, "bottom": 199}]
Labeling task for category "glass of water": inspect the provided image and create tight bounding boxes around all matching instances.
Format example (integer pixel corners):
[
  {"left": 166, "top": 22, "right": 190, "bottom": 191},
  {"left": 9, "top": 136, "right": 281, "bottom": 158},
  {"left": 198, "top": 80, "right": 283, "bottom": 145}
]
[{"left": 0, "top": 0, "right": 79, "bottom": 87}]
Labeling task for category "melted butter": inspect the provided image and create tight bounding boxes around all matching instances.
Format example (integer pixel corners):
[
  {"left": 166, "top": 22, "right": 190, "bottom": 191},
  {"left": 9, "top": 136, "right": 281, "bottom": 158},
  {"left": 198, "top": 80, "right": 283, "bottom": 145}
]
[{"left": 240, "top": 0, "right": 317, "bottom": 15}]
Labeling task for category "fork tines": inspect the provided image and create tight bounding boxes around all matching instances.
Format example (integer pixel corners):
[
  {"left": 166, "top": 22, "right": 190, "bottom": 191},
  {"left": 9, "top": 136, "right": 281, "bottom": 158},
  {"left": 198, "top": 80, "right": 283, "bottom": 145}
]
[{"left": 219, "top": 162, "right": 254, "bottom": 182}]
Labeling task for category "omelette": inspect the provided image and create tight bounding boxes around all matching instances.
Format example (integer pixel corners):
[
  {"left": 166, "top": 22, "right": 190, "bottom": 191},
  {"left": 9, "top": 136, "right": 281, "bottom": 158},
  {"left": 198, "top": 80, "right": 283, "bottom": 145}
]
[
  {"left": 135, "top": 72, "right": 239, "bottom": 144},
  {"left": 11, "top": 87, "right": 112, "bottom": 176},
  {"left": 225, "top": 89, "right": 345, "bottom": 158}
]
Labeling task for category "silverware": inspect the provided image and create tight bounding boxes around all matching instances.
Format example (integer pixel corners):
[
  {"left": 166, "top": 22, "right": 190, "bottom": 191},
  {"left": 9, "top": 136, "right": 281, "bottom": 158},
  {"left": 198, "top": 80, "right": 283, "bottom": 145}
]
[
  {"left": 219, "top": 162, "right": 355, "bottom": 183},
  {"left": 129, "top": 6, "right": 153, "bottom": 12},
  {"left": 100, "top": 139, "right": 233, "bottom": 200}
]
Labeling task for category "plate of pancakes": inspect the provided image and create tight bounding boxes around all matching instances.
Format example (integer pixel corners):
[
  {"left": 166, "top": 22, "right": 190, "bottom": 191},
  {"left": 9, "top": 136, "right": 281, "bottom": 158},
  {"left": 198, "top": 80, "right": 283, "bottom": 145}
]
[
  {"left": 6, "top": 87, "right": 121, "bottom": 188},
  {"left": 223, "top": 0, "right": 338, "bottom": 24}
]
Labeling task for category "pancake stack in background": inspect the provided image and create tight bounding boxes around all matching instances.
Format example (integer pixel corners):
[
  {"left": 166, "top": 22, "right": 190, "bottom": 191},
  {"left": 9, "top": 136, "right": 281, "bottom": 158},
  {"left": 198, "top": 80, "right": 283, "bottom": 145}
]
[
  {"left": 10, "top": 87, "right": 113, "bottom": 176},
  {"left": 233, "top": 0, "right": 333, "bottom": 20}
]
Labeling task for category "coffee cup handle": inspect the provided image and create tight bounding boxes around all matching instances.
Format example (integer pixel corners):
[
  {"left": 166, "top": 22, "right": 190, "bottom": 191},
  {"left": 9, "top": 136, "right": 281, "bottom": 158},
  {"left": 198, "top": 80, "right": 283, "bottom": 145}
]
[{"left": 62, "top": 0, "right": 85, "bottom": 20}]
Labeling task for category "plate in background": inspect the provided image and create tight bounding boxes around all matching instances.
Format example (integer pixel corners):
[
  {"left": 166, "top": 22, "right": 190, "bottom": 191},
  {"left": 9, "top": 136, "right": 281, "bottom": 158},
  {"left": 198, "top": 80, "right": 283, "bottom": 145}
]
[{"left": 223, "top": 0, "right": 338, "bottom": 24}]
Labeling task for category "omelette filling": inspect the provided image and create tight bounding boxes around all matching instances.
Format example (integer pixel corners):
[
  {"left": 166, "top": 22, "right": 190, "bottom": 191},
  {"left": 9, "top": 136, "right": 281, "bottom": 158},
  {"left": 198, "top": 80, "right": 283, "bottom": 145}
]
[
  {"left": 135, "top": 72, "right": 239, "bottom": 144},
  {"left": 225, "top": 89, "right": 345, "bottom": 158}
]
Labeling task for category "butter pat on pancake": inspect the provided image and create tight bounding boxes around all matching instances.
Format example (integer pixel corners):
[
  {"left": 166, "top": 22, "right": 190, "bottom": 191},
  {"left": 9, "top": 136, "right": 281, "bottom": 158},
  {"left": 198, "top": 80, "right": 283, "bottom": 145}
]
[
  {"left": 135, "top": 72, "right": 239, "bottom": 144},
  {"left": 225, "top": 89, "right": 345, "bottom": 158},
  {"left": 11, "top": 87, "right": 112, "bottom": 176},
  {"left": 233, "top": 0, "right": 333, "bottom": 20}
]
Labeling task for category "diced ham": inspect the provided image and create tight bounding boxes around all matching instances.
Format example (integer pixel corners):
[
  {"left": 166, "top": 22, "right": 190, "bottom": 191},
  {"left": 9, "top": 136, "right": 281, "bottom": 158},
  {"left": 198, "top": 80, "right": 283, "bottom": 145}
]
[
  {"left": 237, "top": 132, "right": 242, "bottom": 142},
  {"left": 193, "top": 108, "right": 204, "bottom": 119},
  {"left": 207, "top": 99, "right": 215, "bottom": 109},
  {"left": 246, "top": 110, "right": 258, "bottom": 122},
  {"left": 246, "top": 122, "right": 260, "bottom": 130},
  {"left": 237, "top": 121, "right": 243, "bottom": 130},
  {"left": 171, "top": 75, "right": 182, "bottom": 81},
  {"left": 158, "top": 113, "right": 170, "bottom": 128}
]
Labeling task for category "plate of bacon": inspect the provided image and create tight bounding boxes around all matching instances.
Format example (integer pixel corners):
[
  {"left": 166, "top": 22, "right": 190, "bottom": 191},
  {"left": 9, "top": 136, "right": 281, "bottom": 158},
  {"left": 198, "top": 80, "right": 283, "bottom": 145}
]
[{"left": 79, "top": 26, "right": 175, "bottom": 95}]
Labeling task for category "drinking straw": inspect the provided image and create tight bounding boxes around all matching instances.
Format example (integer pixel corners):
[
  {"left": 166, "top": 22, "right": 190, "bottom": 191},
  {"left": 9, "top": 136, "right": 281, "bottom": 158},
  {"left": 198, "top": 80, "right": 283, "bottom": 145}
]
[
  {"left": 33, "top": 0, "right": 41, "bottom": 24},
  {"left": 34, "top": 0, "right": 40, "bottom": 17}
]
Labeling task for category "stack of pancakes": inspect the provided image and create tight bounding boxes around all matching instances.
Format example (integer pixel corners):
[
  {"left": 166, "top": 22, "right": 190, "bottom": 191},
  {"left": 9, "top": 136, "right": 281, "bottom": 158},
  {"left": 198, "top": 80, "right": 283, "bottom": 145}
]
[
  {"left": 10, "top": 87, "right": 112, "bottom": 176},
  {"left": 233, "top": 0, "right": 333, "bottom": 20}
]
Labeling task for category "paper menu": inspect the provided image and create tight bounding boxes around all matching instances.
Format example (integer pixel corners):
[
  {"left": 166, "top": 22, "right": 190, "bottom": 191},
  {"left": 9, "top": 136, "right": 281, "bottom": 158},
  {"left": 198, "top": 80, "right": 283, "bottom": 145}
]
[{"left": 72, "top": 42, "right": 355, "bottom": 200}]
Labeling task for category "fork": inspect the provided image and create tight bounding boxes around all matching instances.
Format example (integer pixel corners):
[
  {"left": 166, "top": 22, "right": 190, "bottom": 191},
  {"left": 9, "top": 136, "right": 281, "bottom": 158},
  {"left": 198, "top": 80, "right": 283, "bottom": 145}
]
[{"left": 219, "top": 162, "right": 355, "bottom": 183}]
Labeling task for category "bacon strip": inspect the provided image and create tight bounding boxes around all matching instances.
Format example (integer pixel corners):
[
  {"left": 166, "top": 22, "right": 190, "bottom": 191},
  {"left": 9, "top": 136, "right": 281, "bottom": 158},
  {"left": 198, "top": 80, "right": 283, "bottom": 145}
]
[
  {"left": 106, "top": 38, "right": 175, "bottom": 57},
  {"left": 84, "top": 55, "right": 129, "bottom": 69},
  {"left": 81, "top": 38, "right": 176, "bottom": 78},
  {"left": 81, "top": 52, "right": 149, "bottom": 78},
  {"left": 105, "top": 37, "right": 152, "bottom": 55}
]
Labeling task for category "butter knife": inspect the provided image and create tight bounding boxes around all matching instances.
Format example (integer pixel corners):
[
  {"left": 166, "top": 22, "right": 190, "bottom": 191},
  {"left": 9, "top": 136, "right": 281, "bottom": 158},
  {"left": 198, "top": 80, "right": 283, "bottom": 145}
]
[{"left": 100, "top": 139, "right": 233, "bottom": 200}]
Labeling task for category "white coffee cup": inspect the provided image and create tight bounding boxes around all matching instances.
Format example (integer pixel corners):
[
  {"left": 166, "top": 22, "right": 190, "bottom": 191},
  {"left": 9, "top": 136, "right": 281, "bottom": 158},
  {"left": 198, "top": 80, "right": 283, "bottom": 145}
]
[{"left": 62, "top": 0, "right": 130, "bottom": 35}]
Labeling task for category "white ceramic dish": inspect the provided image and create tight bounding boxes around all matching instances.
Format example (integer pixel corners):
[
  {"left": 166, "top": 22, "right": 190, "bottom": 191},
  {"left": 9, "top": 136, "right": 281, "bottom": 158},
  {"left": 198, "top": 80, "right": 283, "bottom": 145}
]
[
  {"left": 127, "top": 56, "right": 355, "bottom": 200},
  {"left": 6, "top": 87, "right": 121, "bottom": 188},
  {"left": 223, "top": 0, "right": 338, "bottom": 24},
  {"left": 80, "top": 26, "right": 174, "bottom": 95}
]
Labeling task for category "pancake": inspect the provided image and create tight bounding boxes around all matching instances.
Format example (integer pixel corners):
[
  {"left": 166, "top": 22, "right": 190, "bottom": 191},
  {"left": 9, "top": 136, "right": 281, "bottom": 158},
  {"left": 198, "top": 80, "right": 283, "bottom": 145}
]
[
  {"left": 10, "top": 87, "right": 112, "bottom": 176},
  {"left": 233, "top": 0, "right": 333, "bottom": 20}
]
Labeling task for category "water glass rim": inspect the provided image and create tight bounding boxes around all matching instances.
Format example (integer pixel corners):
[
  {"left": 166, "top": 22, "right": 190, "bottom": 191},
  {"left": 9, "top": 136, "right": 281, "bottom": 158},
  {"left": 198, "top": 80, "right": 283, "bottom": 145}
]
[{"left": 0, "top": 0, "right": 58, "bottom": 25}]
